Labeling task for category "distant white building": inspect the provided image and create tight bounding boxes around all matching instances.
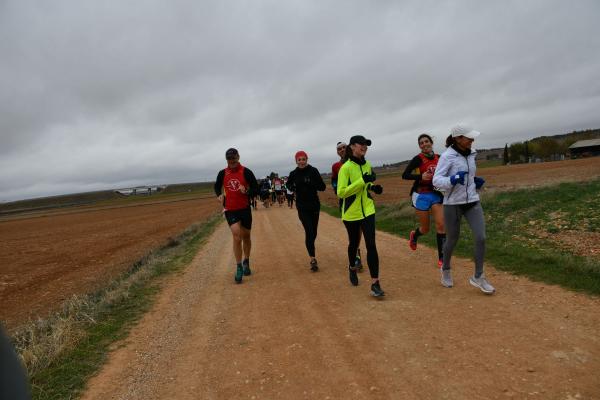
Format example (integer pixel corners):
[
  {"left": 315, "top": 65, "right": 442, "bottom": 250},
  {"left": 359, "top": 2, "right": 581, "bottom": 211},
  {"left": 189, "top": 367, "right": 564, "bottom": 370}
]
[{"left": 114, "top": 186, "right": 165, "bottom": 196}]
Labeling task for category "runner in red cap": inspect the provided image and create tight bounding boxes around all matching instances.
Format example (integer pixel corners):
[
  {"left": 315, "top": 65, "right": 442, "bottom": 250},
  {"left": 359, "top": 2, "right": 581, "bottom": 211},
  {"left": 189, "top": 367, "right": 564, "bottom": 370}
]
[{"left": 287, "top": 150, "right": 326, "bottom": 271}]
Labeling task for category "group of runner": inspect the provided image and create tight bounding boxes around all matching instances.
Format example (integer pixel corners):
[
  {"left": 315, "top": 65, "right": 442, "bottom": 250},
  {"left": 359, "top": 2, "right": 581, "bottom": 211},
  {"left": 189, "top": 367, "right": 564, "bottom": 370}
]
[
  {"left": 214, "top": 123, "right": 495, "bottom": 296},
  {"left": 256, "top": 175, "right": 294, "bottom": 209}
]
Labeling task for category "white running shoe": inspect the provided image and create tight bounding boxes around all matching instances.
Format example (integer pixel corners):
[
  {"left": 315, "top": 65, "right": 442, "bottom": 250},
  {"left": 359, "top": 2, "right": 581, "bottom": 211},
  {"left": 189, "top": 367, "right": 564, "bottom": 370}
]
[
  {"left": 441, "top": 269, "right": 453, "bottom": 288},
  {"left": 469, "top": 274, "right": 496, "bottom": 294}
]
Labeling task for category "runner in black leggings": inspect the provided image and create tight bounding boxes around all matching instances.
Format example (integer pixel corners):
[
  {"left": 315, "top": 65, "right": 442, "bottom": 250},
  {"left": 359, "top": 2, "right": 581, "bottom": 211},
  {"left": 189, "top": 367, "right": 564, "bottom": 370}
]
[
  {"left": 337, "top": 135, "right": 385, "bottom": 297},
  {"left": 287, "top": 150, "right": 326, "bottom": 272}
]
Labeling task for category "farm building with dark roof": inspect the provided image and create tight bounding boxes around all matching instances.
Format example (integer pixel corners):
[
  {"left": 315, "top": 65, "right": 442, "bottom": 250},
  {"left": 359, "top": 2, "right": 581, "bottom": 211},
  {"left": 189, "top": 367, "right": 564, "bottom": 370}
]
[{"left": 569, "top": 139, "right": 600, "bottom": 158}]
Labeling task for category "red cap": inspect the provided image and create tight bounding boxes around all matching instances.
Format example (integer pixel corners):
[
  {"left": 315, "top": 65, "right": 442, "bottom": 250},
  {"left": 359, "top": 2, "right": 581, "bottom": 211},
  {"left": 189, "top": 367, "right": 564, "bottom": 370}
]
[{"left": 295, "top": 150, "right": 308, "bottom": 160}]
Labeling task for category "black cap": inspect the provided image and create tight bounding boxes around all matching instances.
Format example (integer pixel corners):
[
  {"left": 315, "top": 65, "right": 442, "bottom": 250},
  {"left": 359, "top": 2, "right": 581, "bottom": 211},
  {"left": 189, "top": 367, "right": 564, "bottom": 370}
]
[
  {"left": 225, "top": 148, "right": 239, "bottom": 158},
  {"left": 349, "top": 135, "right": 372, "bottom": 146}
]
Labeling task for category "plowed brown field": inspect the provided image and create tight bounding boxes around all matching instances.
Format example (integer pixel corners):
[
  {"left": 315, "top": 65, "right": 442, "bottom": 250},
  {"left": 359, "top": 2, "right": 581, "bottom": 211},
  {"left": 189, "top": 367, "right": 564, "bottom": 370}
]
[{"left": 0, "top": 197, "right": 220, "bottom": 330}]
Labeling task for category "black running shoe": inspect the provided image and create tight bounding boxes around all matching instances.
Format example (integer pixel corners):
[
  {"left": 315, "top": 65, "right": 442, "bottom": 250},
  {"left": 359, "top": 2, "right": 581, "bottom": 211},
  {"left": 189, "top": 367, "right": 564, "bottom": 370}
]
[
  {"left": 310, "top": 259, "right": 319, "bottom": 272},
  {"left": 243, "top": 259, "right": 251, "bottom": 276},
  {"left": 370, "top": 282, "right": 385, "bottom": 297},
  {"left": 354, "top": 255, "right": 363, "bottom": 272},
  {"left": 235, "top": 264, "right": 243, "bottom": 284},
  {"left": 349, "top": 265, "right": 359, "bottom": 286}
]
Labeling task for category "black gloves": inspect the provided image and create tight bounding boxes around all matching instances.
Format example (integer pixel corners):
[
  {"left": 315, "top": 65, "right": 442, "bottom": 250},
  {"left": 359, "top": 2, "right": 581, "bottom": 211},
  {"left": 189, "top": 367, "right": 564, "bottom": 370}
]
[
  {"left": 370, "top": 184, "right": 383, "bottom": 194},
  {"left": 363, "top": 172, "right": 376, "bottom": 183}
]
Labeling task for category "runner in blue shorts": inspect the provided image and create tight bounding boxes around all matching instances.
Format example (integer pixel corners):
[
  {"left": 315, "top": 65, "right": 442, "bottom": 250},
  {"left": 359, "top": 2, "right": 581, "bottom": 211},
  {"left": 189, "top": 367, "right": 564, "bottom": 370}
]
[{"left": 402, "top": 133, "right": 446, "bottom": 268}]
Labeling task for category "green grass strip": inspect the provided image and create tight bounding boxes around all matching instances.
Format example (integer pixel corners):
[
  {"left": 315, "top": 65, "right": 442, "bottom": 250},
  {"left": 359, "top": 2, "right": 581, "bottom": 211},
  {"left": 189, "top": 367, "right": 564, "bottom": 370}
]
[
  {"left": 322, "top": 179, "right": 600, "bottom": 296},
  {"left": 22, "top": 214, "right": 222, "bottom": 400}
]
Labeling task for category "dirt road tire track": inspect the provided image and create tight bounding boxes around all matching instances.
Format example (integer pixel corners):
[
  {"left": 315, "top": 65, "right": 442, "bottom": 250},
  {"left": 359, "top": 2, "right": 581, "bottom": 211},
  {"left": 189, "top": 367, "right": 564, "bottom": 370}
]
[{"left": 83, "top": 207, "right": 599, "bottom": 399}]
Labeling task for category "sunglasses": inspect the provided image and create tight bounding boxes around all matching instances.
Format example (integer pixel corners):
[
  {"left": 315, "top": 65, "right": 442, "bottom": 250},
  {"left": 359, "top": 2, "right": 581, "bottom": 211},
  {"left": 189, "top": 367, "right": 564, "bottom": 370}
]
[
  {"left": 296, "top": 157, "right": 307, "bottom": 162},
  {"left": 226, "top": 156, "right": 238, "bottom": 160}
]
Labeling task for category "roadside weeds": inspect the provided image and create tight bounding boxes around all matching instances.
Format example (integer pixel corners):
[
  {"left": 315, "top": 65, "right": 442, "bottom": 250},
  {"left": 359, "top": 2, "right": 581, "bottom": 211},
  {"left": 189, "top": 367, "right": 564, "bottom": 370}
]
[{"left": 11, "top": 213, "right": 222, "bottom": 400}]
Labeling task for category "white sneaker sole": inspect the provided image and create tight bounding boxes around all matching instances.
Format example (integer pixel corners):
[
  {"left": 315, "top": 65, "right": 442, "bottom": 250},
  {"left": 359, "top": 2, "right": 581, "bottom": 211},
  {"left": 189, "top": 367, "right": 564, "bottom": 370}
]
[{"left": 469, "top": 279, "right": 495, "bottom": 294}]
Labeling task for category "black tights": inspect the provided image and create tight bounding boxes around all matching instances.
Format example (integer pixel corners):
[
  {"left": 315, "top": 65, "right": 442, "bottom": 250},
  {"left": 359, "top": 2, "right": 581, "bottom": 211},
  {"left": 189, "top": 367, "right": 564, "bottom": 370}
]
[
  {"left": 343, "top": 214, "right": 379, "bottom": 279},
  {"left": 298, "top": 210, "right": 319, "bottom": 257}
]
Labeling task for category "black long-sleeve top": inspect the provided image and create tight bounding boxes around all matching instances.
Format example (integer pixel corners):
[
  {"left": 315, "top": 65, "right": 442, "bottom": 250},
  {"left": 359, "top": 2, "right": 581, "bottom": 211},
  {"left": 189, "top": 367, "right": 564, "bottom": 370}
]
[
  {"left": 287, "top": 165, "right": 326, "bottom": 211},
  {"left": 402, "top": 153, "right": 440, "bottom": 195}
]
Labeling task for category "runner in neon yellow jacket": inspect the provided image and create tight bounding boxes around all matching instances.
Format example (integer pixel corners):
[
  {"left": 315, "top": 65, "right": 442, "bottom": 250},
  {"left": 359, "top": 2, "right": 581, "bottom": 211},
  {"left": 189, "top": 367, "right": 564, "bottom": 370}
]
[
  {"left": 337, "top": 156, "right": 376, "bottom": 221},
  {"left": 336, "top": 135, "right": 385, "bottom": 297}
]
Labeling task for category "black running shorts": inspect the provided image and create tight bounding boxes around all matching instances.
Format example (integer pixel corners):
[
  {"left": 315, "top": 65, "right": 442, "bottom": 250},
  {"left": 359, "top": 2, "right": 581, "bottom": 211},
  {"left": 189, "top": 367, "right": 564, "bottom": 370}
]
[{"left": 224, "top": 208, "right": 252, "bottom": 230}]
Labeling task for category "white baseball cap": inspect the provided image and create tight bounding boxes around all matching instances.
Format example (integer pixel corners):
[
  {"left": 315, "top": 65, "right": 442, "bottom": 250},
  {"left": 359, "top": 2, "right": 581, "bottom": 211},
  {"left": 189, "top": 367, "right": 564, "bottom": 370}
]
[{"left": 451, "top": 123, "right": 480, "bottom": 139}]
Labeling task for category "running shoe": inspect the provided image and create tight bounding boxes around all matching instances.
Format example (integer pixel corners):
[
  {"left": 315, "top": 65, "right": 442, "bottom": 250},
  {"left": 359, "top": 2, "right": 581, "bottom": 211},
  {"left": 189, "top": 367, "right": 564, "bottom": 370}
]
[
  {"left": 354, "top": 255, "right": 363, "bottom": 272},
  {"left": 310, "top": 259, "right": 319, "bottom": 272},
  {"left": 243, "top": 259, "right": 251, "bottom": 276},
  {"left": 469, "top": 275, "right": 496, "bottom": 294},
  {"left": 440, "top": 269, "right": 453, "bottom": 288},
  {"left": 437, "top": 259, "right": 443, "bottom": 269},
  {"left": 235, "top": 264, "right": 244, "bottom": 284},
  {"left": 370, "top": 282, "right": 385, "bottom": 297},
  {"left": 349, "top": 265, "right": 359, "bottom": 286},
  {"left": 409, "top": 230, "right": 417, "bottom": 251}
]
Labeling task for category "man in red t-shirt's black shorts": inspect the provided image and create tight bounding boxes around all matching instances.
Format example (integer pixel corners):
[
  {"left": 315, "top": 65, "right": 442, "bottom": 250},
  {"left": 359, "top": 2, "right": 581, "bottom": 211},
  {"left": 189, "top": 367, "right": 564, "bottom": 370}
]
[{"left": 214, "top": 148, "right": 258, "bottom": 284}]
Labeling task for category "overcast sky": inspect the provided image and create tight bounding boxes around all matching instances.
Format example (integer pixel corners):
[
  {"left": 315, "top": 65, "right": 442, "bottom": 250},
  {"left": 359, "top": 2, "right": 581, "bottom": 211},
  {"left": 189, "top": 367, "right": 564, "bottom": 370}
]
[{"left": 2, "top": 0, "right": 600, "bottom": 202}]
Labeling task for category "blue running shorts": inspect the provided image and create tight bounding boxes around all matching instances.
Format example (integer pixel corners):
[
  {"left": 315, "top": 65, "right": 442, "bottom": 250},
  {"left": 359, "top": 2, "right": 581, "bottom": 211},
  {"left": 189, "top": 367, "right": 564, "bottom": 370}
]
[{"left": 412, "top": 191, "right": 443, "bottom": 211}]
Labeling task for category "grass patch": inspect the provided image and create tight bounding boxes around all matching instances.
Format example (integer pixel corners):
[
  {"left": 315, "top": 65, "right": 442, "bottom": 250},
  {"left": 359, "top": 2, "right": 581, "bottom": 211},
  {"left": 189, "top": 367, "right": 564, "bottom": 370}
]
[
  {"left": 322, "top": 179, "right": 600, "bottom": 295},
  {"left": 476, "top": 159, "right": 504, "bottom": 169},
  {"left": 12, "top": 213, "right": 222, "bottom": 400}
]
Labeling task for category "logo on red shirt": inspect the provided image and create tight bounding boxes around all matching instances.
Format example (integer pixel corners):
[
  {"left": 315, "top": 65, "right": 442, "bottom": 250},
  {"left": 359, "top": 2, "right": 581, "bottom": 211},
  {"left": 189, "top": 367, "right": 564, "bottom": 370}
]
[{"left": 226, "top": 178, "right": 243, "bottom": 192}]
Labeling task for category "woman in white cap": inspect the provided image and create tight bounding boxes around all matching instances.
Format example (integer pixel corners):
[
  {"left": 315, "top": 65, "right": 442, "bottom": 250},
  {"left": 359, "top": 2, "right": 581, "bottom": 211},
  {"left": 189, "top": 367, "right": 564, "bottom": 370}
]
[{"left": 432, "top": 124, "right": 495, "bottom": 294}]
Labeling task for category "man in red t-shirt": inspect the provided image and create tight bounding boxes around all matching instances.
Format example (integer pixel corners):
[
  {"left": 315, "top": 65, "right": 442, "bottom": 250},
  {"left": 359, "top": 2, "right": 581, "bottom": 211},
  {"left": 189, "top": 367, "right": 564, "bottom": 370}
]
[
  {"left": 331, "top": 141, "right": 346, "bottom": 195},
  {"left": 214, "top": 148, "right": 258, "bottom": 283}
]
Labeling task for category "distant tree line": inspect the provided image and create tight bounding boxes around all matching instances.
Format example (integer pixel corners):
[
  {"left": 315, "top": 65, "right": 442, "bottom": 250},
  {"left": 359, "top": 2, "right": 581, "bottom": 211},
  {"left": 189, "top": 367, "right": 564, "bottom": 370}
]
[{"left": 503, "top": 128, "right": 600, "bottom": 164}]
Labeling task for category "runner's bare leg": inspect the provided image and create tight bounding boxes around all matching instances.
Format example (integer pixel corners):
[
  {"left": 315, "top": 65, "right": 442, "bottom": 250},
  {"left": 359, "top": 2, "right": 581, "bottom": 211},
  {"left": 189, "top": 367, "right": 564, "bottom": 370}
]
[{"left": 229, "top": 222, "right": 243, "bottom": 264}]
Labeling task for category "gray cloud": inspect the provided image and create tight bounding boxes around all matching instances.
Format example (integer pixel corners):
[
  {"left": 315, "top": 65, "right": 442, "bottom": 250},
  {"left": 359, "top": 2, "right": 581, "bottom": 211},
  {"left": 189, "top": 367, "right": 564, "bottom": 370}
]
[{"left": 1, "top": 0, "right": 600, "bottom": 201}]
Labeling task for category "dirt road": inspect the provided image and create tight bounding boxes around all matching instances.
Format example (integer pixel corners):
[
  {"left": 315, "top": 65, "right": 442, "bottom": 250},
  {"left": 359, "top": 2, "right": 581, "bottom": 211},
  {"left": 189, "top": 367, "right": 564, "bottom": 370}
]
[{"left": 82, "top": 206, "right": 599, "bottom": 399}]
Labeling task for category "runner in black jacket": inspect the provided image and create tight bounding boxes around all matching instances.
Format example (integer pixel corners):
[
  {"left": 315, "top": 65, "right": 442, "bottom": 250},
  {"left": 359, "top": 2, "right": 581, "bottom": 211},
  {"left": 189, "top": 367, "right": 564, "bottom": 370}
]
[{"left": 287, "top": 150, "right": 326, "bottom": 272}]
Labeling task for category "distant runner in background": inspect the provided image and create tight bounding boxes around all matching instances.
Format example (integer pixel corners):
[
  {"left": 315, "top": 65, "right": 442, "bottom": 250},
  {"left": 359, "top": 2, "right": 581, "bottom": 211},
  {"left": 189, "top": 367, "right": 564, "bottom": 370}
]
[
  {"left": 259, "top": 177, "right": 272, "bottom": 208},
  {"left": 288, "top": 151, "right": 326, "bottom": 272},
  {"left": 214, "top": 148, "right": 259, "bottom": 284},
  {"left": 285, "top": 179, "right": 295, "bottom": 208},
  {"left": 332, "top": 141, "right": 363, "bottom": 272},
  {"left": 402, "top": 133, "right": 446, "bottom": 268},
  {"left": 273, "top": 176, "right": 285, "bottom": 206},
  {"left": 270, "top": 177, "right": 277, "bottom": 204},
  {"left": 433, "top": 124, "right": 495, "bottom": 294},
  {"left": 337, "top": 135, "right": 385, "bottom": 297}
]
